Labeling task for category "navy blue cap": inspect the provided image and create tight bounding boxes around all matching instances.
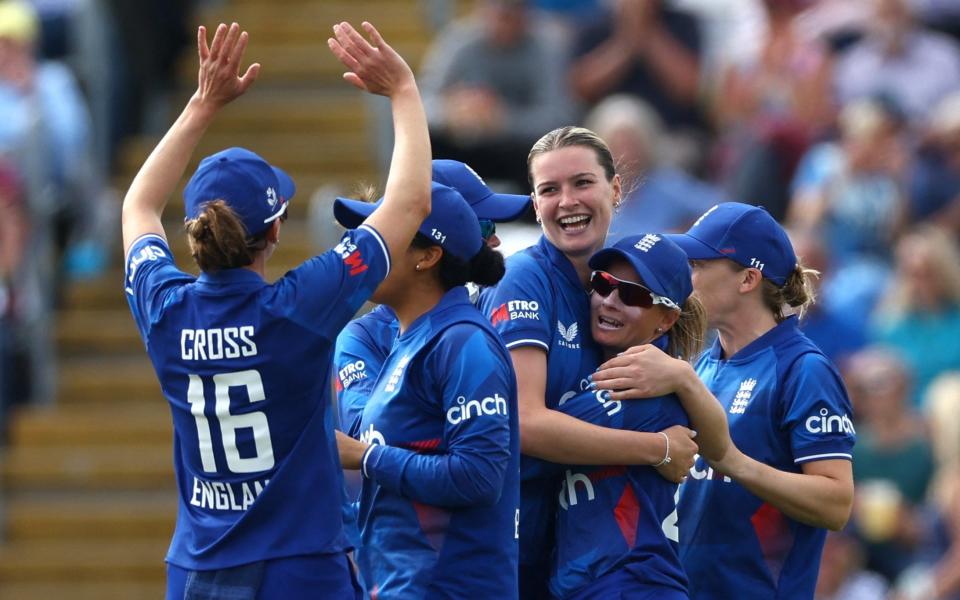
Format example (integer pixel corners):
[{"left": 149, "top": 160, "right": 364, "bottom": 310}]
[
  {"left": 589, "top": 233, "right": 692, "bottom": 310},
  {"left": 431, "top": 159, "right": 531, "bottom": 222},
  {"left": 666, "top": 203, "right": 797, "bottom": 286},
  {"left": 334, "top": 182, "right": 483, "bottom": 261},
  {"left": 184, "top": 147, "right": 295, "bottom": 237}
]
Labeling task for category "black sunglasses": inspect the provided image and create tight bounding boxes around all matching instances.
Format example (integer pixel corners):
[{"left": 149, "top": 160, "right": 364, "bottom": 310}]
[
  {"left": 479, "top": 219, "right": 496, "bottom": 240},
  {"left": 589, "top": 270, "right": 679, "bottom": 310}
]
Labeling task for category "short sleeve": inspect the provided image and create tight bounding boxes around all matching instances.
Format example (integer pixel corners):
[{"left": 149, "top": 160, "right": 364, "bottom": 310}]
[
  {"left": 478, "top": 253, "right": 553, "bottom": 352},
  {"left": 781, "top": 353, "right": 857, "bottom": 464},
  {"left": 334, "top": 315, "right": 393, "bottom": 438},
  {"left": 279, "top": 225, "right": 391, "bottom": 341},
  {"left": 124, "top": 234, "right": 193, "bottom": 339}
]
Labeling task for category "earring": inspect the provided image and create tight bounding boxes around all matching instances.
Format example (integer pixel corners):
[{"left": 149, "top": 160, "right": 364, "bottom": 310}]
[
  {"left": 415, "top": 264, "right": 421, "bottom": 271},
  {"left": 655, "top": 327, "right": 663, "bottom": 333},
  {"left": 535, "top": 214, "right": 542, "bottom": 224}
]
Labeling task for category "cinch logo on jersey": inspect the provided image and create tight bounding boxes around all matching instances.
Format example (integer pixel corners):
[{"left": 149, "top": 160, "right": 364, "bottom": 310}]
[
  {"left": 181, "top": 326, "right": 257, "bottom": 360},
  {"left": 334, "top": 238, "right": 368, "bottom": 276},
  {"left": 446, "top": 393, "right": 508, "bottom": 425},
  {"left": 558, "top": 469, "right": 595, "bottom": 509},
  {"left": 557, "top": 320, "right": 580, "bottom": 349},
  {"left": 729, "top": 378, "right": 757, "bottom": 414},
  {"left": 559, "top": 377, "right": 621, "bottom": 416},
  {"left": 690, "top": 456, "right": 732, "bottom": 483},
  {"left": 634, "top": 233, "right": 662, "bottom": 252},
  {"left": 359, "top": 423, "right": 386, "bottom": 446},
  {"left": 338, "top": 360, "right": 367, "bottom": 389},
  {"left": 490, "top": 300, "right": 540, "bottom": 325},
  {"left": 189, "top": 475, "right": 269, "bottom": 511},
  {"left": 383, "top": 355, "right": 410, "bottom": 392},
  {"left": 126, "top": 243, "right": 167, "bottom": 286},
  {"left": 805, "top": 408, "right": 856, "bottom": 435}
]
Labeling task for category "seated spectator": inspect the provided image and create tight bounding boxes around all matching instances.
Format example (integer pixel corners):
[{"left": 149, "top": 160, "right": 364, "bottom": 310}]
[
  {"left": 710, "top": 0, "right": 836, "bottom": 221},
  {"left": 847, "top": 348, "right": 937, "bottom": 581},
  {"left": 420, "top": 0, "right": 574, "bottom": 191},
  {"left": 910, "top": 91, "right": 960, "bottom": 232},
  {"left": 568, "top": 0, "right": 704, "bottom": 152},
  {"left": 815, "top": 530, "right": 889, "bottom": 600},
  {"left": 871, "top": 224, "right": 960, "bottom": 407},
  {"left": 835, "top": 0, "right": 960, "bottom": 126},
  {"left": 583, "top": 93, "right": 725, "bottom": 241}
]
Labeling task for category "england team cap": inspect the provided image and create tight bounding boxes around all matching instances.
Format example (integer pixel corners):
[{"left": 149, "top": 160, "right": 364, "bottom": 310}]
[
  {"left": 184, "top": 147, "right": 295, "bottom": 237},
  {"left": 431, "top": 159, "right": 531, "bottom": 222},
  {"left": 666, "top": 202, "right": 797, "bottom": 286},
  {"left": 334, "top": 182, "right": 483, "bottom": 261},
  {"left": 589, "top": 233, "right": 693, "bottom": 310}
]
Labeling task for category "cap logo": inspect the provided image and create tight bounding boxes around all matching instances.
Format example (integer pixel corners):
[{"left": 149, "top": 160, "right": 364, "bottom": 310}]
[
  {"left": 749, "top": 258, "right": 765, "bottom": 271},
  {"left": 693, "top": 204, "right": 719, "bottom": 228},
  {"left": 430, "top": 228, "right": 447, "bottom": 244},
  {"left": 633, "top": 233, "right": 661, "bottom": 253},
  {"left": 265, "top": 187, "right": 278, "bottom": 208}
]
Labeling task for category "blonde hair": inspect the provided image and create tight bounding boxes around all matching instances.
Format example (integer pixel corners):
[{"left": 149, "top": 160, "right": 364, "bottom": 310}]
[
  {"left": 761, "top": 261, "right": 820, "bottom": 322},
  {"left": 880, "top": 224, "right": 960, "bottom": 316},
  {"left": 527, "top": 126, "right": 617, "bottom": 185},
  {"left": 666, "top": 295, "right": 707, "bottom": 361}
]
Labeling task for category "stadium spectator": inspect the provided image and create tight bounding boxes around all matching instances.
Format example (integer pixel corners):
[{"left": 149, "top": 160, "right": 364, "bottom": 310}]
[
  {"left": 419, "top": 0, "right": 573, "bottom": 191},
  {"left": 592, "top": 203, "right": 856, "bottom": 599},
  {"left": 584, "top": 94, "right": 726, "bottom": 242},
  {"left": 910, "top": 91, "right": 960, "bottom": 231},
  {"left": 478, "top": 126, "right": 698, "bottom": 598},
  {"left": 122, "top": 21, "right": 433, "bottom": 598},
  {"left": 815, "top": 530, "right": 889, "bottom": 600},
  {"left": 870, "top": 224, "right": 960, "bottom": 407},
  {"left": 568, "top": 0, "right": 703, "bottom": 138},
  {"left": 847, "top": 348, "right": 935, "bottom": 580},
  {"left": 0, "top": 158, "right": 25, "bottom": 437},
  {"left": 835, "top": 0, "right": 960, "bottom": 125}
]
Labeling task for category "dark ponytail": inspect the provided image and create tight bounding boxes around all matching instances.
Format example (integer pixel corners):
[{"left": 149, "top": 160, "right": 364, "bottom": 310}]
[
  {"left": 411, "top": 233, "right": 506, "bottom": 290},
  {"left": 185, "top": 200, "right": 270, "bottom": 272}
]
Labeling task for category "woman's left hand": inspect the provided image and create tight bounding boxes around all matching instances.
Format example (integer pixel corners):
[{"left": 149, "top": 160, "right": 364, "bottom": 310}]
[
  {"left": 194, "top": 22, "right": 261, "bottom": 110},
  {"left": 591, "top": 344, "right": 688, "bottom": 400},
  {"left": 336, "top": 430, "right": 369, "bottom": 470}
]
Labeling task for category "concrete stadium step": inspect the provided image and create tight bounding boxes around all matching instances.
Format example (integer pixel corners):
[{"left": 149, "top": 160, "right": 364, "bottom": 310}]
[
  {"left": 0, "top": 538, "right": 167, "bottom": 583},
  {"left": 203, "top": 90, "right": 367, "bottom": 135},
  {"left": 5, "top": 492, "right": 175, "bottom": 542},
  {"left": 0, "top": 581, "right": 164, "bottom": 600},
  {"left": 57, "top": 355, "right": 160, "bottom": 406},
  {"left": 9, "top": 405, "right": 171, "bottom": 448}
]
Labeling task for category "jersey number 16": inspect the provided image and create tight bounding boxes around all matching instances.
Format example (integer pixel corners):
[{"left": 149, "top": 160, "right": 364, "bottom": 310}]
[{"left": 187, "top": 369, "right": 275, "bottom": 474}]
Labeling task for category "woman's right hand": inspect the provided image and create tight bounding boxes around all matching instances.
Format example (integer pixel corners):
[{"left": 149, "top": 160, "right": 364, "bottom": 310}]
[
  {"left": 328, "top": 21, "right": 415, "bottom": 97},
  {"left": 655, "top": 425, "right": 698, "bottom": 483}
]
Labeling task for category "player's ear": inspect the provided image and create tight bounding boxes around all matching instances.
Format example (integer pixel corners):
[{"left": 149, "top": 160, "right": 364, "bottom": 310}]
[
  {"left": 418, "top": 245, "right": 443, "bottom": 270},
  {"left": 266, "top": 219, "right": 281, "bottom": 245}
]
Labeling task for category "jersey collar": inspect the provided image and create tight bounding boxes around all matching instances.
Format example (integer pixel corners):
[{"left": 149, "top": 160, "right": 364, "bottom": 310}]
[
  {"left": 399, "top": 286, "right": 472, "bottom": 341},
  {"left": 196, "top": 267, "right": 267, "bottom": 289},
  {"left": 537, "top": 235, "right": 588, "bottom": 294},
  {"left": 707, "top": 315, "right": 801, "bottom": 362}
]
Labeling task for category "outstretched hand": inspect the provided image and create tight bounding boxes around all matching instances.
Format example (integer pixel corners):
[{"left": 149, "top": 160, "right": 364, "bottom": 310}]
[
  {"left": 195, "top": 22, "right": 260, "bottom": 109},
  {"left": 591, "top": 344, "right": 689, "bottom": 401},
  {"left": 328, "top": 21, "right": 415, "bottom": 96}
]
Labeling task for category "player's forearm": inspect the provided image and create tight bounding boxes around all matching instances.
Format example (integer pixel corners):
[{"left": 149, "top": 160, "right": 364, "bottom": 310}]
[
  {"left": 122, "top": 96, "right": 217, "bottom": 223},
  {"left": 382, "top": 83, "right": 432, "bottom": 223},
  {"left": 718, "top": 450, "right": 853, "bottom": 530},
  {"left": 520, "top": 405, "right": 662, "bottom": 465},
  {"left": 673, "top": 363, "right": 732, "bottom": 462}
]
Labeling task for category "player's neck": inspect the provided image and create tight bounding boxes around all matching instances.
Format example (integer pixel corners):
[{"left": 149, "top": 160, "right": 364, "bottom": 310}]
[
  {"left": 715, "top": 307, "right": 778, "bottom": 359},
  {"left": 243, "top": 254, "right": 268, "bottom": 279},
  {"left": 391, "top": 284, "right": 446, "bottom": 334}
]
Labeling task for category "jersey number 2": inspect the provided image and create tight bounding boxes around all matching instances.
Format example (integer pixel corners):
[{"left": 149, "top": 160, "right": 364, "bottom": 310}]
[{"left": 187, "top": 370, "right": 275, "bottom": 474}]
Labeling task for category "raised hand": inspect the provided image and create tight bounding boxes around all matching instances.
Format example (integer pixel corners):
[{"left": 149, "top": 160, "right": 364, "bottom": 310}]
[
  {"left": 195, "top": 22, "right": 260, "bottom": 109},
  {"left": 327, "top": 21, "right": 415, "bottom": 97}
]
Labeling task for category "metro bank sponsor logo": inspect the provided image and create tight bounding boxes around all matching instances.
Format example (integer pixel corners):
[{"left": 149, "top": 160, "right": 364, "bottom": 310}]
[
  {"left": 334, "top": 238, "right": 368, "bottom": 276},
  {"left": 490, "top": 299, "right": 540, "bottom": 325}
]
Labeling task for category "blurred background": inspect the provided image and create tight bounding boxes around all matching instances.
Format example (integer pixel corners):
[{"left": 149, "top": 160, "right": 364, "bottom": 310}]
[{"left": 1, "top": 0, "right": 960, "bottom": 598}]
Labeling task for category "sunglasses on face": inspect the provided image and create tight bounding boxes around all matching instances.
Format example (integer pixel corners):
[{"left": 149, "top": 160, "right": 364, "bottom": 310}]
[
  {"left": 479, "top": 219, "right": 496, "bottom": 241},
  {"left": 589, "top": 270, "right": 680, "bottom": 310}
]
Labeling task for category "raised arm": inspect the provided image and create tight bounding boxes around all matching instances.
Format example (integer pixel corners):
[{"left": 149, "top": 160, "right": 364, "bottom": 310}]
[
  {"left": 511, "top": 346, "right": 697, "bottom": 482},
  {"left": 328, "top": 22, "right": 431, "bottom": 260},
  {"left": 121, "top": 23, "right": 259, "bottom": 256}
]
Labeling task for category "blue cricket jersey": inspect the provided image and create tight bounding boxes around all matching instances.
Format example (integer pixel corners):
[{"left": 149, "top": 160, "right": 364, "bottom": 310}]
[
  {"left": 478, "top": 236, "right": 602, "bottom": 569},
  {"left": 356, "top": 286, "right": 520, "bottom": 599},
  {"left": 334, "top": 304, "right": 398, "bottom": 438},
  {"left": 678, "top": 317, "right": 856, "bottom": 600},
  {"left": 124, "top": 225, "right": 390, "bottom": 570}
]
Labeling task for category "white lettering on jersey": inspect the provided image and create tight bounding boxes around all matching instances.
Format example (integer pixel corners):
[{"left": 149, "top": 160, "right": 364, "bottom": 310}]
[
  {"left": 189, "top": 475, "right": 269, "bottom": 511},
  {"left": 689, "top": 454, "right": 732, "bottom": 483},
  {"left": 446, "top": 393, "right": 509, "bottom": 425},
  {"left": 805, "top": 408, "right": 856, "bottom": 435},
  {"left": 338, "top": 360, "right": 367, "bottom": 389},
  {"left": 181, "top": 326, "right": 257, "bottom": 360},
  {"left": 359, "top": 423, "right": 386, "bottom": 446},
  {"left": 383, "top": 355, "right": 410, "bottom": 393},
  {"left": 729, "top": 378, "right": 757, "bottom": 415},
  {"left": 126, "top": 243, "right": 167, "bottom": 291},
  {"left": 558, "top": 377, "right": 620, "bottom": 416},
  {"left": 557, "top": 321, "right": 581, "bottom": 349},
  {"left": 490, "top": 300, "right": 540, "bottom": 325},
  {"left": 558, "top": 469, "right": 596, "bottom": 509}
]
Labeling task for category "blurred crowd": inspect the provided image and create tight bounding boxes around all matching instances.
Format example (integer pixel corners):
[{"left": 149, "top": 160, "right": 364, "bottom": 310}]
[{"left": 3, "top": 0, "right": 960, "bottom": 596}]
